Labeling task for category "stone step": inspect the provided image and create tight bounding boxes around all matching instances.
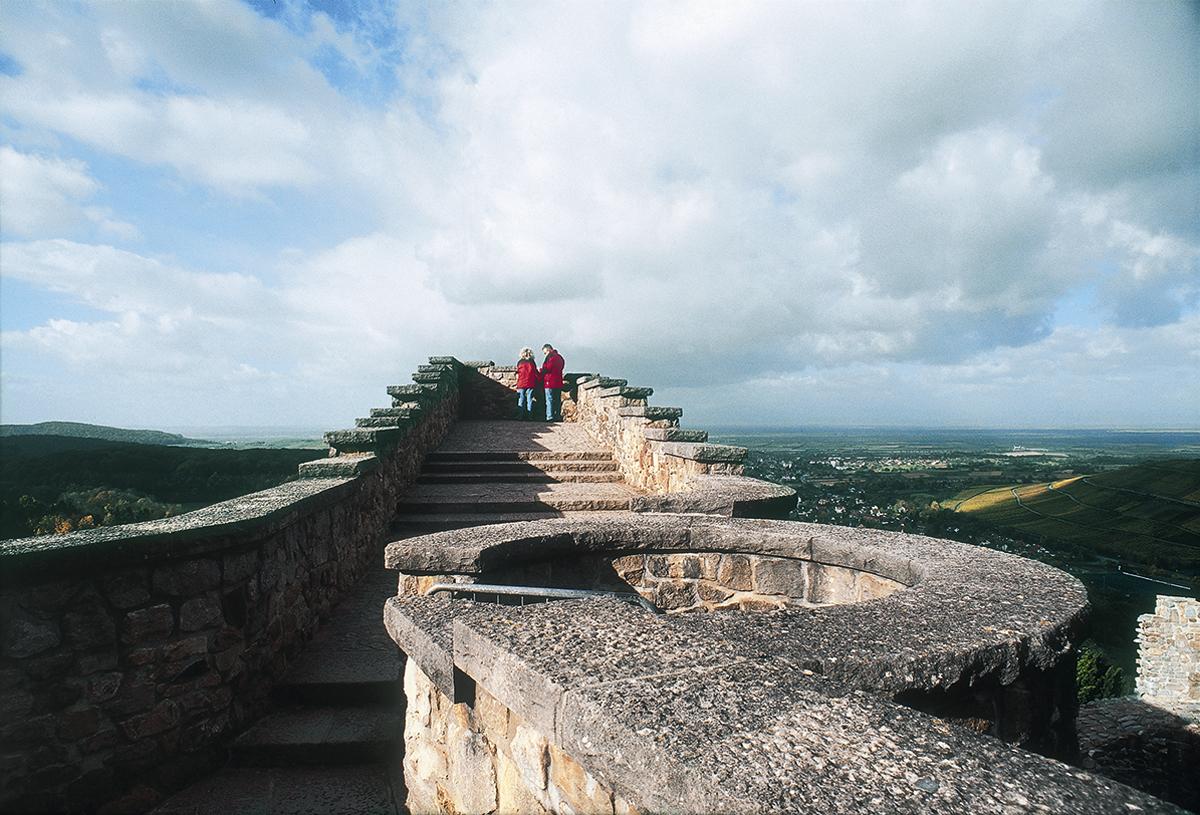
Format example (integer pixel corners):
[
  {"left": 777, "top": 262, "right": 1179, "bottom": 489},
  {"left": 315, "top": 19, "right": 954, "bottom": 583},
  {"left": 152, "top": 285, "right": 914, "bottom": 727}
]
[
  {"left": 369, "top": 407, "right": 419, "bottom": 419},
  {"left": 231, "top": 706, "right": 400, "bottom": 767},
  {"left": 618, "top": 405, "right": 683, "bottom": 420},
  {"left": 425, "top": 450, "right": 612, "bottom": 462},
  {"left": 152, "top": 765, "right": 398, "bottom": 814},
  {"left": 388, "top": 511, "right": 578, "bottom": 537},
  {"left": 397, "top": 482, "right": 633, "bottom": 514},
  {"left": 596, "top": 385, "right": 653, "bottom": 400},
  {"left": 422, "top": 460, "right": 619, "bottom": 473},
  {"left": 324, "top": 427, "right": 406, "bottom": 453},
  {"left": 355, "top": 416, "right": 414, "bottom": 429},
  {"left": 578, "top": 376, "right": 627, "bottom": 390},
  {"left": 642, "top": 427, "right": 709, "bottom": 442},
  {"left": 415, "top": 472, "right": 622, "bottom": 485}
]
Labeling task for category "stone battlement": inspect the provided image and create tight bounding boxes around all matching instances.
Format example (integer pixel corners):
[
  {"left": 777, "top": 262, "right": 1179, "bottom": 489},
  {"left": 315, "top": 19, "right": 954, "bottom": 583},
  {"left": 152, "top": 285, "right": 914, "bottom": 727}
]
[{"left": 0, "top": 354, "right": 1183, "bottom": 813}]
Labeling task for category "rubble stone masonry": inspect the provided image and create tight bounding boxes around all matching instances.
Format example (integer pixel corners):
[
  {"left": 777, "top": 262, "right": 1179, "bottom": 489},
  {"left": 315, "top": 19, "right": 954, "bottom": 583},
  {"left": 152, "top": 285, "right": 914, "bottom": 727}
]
[{"left": 1136, "top": 595, "right": 1200, "bottom": 706}]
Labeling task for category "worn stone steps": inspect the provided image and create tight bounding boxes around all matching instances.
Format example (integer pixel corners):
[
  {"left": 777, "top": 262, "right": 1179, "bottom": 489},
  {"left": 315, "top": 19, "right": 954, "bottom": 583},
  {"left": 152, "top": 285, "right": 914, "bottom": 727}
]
[
  {"left": 231, "top": 706, "right": 400, "bottom": 767},
  {"left": 153, "top": 571, "right": 404, "bottom": 814},
  {"left": 388, "top": 511, "right": 572, "bottom": 537},
  {"left": 397, "top": 482, "right": 634, "bottom": 514},
  {"left": 416, "top": 471, "right": 622, "bottom": 485},
  {"left": 153, "top": 765, "right": 398, "bottom": 814},
  {"left": 425, "top": 450, "right": 613, "bottom": 462},
  {"left": 422, "top": 459, "right": 618, "bottom": 473}
]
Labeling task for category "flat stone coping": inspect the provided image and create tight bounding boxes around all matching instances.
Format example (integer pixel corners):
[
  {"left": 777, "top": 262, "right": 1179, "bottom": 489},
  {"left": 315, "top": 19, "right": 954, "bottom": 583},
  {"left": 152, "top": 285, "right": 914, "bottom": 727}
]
[
  {"left": 0, "top": 476, "right": 354, "bottom": 577},
  {"left": 630, "top": 474, "right": 796, "bottom": 517},
  {"left": 382, "top": 516, "right": 1178, "bottom": 813},
  {"left": 433, "top": 420, "right": 609, "bottom": 454}
]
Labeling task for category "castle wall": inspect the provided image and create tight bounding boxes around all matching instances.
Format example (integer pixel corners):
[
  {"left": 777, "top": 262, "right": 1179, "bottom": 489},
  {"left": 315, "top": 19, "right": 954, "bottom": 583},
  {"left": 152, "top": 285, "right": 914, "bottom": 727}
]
[
  {"left": 0, "top": 362, "right": 462, "bottom": 813},
  {"left": 1136, "top": 595, "right": 1200, "bottom": 706},
  {"left": 402, "top": 661, "right": 637, "bottom": 815}
]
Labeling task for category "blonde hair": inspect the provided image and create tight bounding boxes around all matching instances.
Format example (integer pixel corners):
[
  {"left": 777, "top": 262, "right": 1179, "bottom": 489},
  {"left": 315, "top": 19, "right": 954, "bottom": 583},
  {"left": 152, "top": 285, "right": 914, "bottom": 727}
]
[{"left": 519, "top": 347, "right": 534, "bottom": 360}]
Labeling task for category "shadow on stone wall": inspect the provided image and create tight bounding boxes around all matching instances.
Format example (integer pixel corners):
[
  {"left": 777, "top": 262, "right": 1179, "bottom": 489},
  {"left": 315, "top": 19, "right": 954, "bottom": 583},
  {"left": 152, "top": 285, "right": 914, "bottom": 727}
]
[{"left": 1077, "top": 697, "right": 1200, "bottom": 811}]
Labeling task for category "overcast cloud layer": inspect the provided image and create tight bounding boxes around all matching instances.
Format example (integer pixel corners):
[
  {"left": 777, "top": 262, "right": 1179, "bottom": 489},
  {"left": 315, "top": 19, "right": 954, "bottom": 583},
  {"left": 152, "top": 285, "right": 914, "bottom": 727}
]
[{"left": 1, "top": 0, "right": 1197, "bottom": 429}]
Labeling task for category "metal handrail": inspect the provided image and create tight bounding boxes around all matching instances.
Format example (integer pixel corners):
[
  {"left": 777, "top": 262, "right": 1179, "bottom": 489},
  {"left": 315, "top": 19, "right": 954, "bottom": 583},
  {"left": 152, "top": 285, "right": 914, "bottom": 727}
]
[{"left": 426, "top": 582, "right": 660, "bottom": 613}]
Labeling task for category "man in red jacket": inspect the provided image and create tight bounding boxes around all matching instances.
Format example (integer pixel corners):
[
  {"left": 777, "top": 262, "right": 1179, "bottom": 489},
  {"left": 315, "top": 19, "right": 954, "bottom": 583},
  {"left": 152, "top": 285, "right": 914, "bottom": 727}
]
[{"left": 540, "top": 343, "right": 565, "bottom": 422}]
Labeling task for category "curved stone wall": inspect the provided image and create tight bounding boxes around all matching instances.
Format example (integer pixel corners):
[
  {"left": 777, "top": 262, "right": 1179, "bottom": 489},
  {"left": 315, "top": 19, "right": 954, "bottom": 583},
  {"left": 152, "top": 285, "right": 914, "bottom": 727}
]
[{"left": 383, "top": 515, "right": 1181, "bottom": 814}]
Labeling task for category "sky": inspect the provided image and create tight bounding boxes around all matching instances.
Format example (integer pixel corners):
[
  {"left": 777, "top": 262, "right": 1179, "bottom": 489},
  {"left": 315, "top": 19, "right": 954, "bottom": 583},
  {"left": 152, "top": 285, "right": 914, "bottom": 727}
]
[{"left": 0, "top": 0, "right": 1197, "bottom": 430}]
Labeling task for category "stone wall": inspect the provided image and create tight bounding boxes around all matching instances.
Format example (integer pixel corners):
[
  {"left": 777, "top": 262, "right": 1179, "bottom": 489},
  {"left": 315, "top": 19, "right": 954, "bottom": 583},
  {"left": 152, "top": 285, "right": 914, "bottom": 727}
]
[
  {"left": 1136, "top": 595, "right": 1200, "bottom": 706},
  {"left": 403, "top": 661, "right": 636, "bottom": 815},
  {"left": 0, "top": 360, "right": 462, "bottom": 813}
]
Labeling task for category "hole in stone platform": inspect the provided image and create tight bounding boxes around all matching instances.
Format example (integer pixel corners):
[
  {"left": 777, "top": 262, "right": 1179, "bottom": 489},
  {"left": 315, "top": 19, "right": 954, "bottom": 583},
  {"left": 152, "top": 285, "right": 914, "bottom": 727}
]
[{"left": 481, "top": 551, "right": 905, "bottom": 614}]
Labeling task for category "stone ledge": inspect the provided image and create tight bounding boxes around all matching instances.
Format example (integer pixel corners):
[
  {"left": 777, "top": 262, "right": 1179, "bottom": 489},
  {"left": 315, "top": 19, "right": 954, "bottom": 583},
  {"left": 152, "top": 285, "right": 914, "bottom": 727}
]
[
  {"left": 354, "top": 416, "right": 415, "bottom": 429},
  {"left": 630, "top": 475, "right": 794, "bottom": 517},
  {"left": 618, "top": 406, "right": 683, "bottom": 420},
  {"left": 369, "top": 406, "right": 420, "bottom": 419},
  {"left": 384, "top": 596, "right": 458, "bottom": 698},
  {"left": 297, "top": 454, "right": 379, "bottom": 479},
  {"left": 578, "top": 377, "right": 628, "bottom": 391},
  {"left": 641, "top": 427, "right": 708, "bottom": 442},
  {"left": 597, "top": 386, "right": 653, "bottom": 400},
  {"left": 461, "top": 360, "right": 496, "bottom": 368},
  {"left": 324, "top": 426, "right": 407, "bottom": 452},
  {"left": 412, "top": 371, "right": 451, "bottom": 383},
  {"left": 654, "top": 441, "right": 746, "bottom": 463},
  {"left": 387, "top": 384, "right": 431, "bottom": 398},
  {"left": 428, "top": 356, "right": 460, "bottom": 366},
  {"left": 418, "top": 364, "right": 454, "bottom": 373},
  {"left": 0, "top": 477, "right": 356, "bottom": 578}
]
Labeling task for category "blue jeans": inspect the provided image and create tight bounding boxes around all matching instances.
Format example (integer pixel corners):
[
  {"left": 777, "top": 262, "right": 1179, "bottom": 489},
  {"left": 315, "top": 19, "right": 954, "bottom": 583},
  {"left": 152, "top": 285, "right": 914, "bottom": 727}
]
[
  {"left": 516, "top": 388, "right": 534, "bottom": 413},
  {"left": 544, "top": 388, "right": 560, "bottom": 420}
]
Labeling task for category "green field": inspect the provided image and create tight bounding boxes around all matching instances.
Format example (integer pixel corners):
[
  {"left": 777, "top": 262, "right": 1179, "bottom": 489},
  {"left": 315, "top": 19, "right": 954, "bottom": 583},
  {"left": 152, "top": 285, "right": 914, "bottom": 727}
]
[{"left": 952, "top": 458, "right": 1200, "bottom": 574}]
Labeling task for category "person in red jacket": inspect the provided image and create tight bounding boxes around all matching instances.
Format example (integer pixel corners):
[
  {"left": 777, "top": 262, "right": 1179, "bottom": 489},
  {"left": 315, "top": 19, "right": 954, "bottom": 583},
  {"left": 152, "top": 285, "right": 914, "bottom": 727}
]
[
  {"left": 514, "top": 347, "right": 539, "bottom": 420},
  {"left": 540, "top": 343, "right": 565, "bottom": 422}
]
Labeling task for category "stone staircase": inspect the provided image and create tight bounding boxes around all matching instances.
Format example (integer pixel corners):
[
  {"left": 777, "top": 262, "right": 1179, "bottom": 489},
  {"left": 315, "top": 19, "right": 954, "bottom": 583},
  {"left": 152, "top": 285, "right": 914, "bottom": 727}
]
[
  {"left": 154, "top": 572, "right": 404, "bottom": 814},
  {"left": 154, "top": 418, "right": 636, "bottom": 814},
  {"left": 389, "top": 421, "right": 638, "bottom": 537}
]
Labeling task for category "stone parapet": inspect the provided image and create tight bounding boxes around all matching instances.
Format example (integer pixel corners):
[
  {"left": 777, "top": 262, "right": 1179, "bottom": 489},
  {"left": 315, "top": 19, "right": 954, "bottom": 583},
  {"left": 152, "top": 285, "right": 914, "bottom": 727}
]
[
  {"left": 1136, "top": 595, "right": 1200, "bottom": 707},
  {"left": 0, "top": 357, "right": 462, "bottom": 813},
  {"left": 572, "top": 375, "right": 793, "bottom": 513},
  {"left": 384, "top": 515, "right": 1178, "bottom": 814}
]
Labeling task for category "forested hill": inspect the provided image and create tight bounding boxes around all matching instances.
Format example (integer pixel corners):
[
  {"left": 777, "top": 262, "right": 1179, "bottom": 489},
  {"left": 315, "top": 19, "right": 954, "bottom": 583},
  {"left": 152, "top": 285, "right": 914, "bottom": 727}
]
[
  {"left": 0, "top": 436, "right": 324, "bottom": 540},
  {"left": 0, "top": 421, "right": 206, "bottom": 446}
]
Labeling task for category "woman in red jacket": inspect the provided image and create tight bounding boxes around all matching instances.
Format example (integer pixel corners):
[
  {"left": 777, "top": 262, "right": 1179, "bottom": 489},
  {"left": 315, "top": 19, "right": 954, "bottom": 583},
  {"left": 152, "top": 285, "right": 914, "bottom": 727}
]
[
  {"left": 515, "top": 347, "right": 539, "bottom": 420},
  {"left": 540, "top": 343, "right": 565, "bottom": 422}
]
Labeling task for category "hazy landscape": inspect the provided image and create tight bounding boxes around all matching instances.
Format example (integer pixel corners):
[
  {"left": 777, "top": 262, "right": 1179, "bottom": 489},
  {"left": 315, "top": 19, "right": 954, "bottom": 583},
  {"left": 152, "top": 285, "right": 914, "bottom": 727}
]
[
  {"left": 713, "top": 426, "right": 1200, "bottom": 681},
  {"left": 3, "top": 421, "right": 1196, "bottom": 686}
]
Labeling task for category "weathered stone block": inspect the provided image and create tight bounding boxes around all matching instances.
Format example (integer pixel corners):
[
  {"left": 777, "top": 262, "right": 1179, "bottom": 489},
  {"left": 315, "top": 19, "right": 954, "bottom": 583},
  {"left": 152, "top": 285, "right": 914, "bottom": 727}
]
[
  {"left": 119, "top": 699, "right": 180, "bottom": 740},
  {"left": 511, "top": 723, "right": 549, "bottom": 792},
  {"left": 122, "top": 604, "right": 174, "bottom": 644},
  {"left": 152, "top": 559, "right": 221, "bottom": 597},
  {"left": 2, "top": 606, "right": 61, "bottom": 658},
  {"left": 717, "top": 554, "right": 753, "bottom": 591},
  {"left": 751, "top": 556, "right": 806, "bottom": 597},
  {"left": 447, "top": 705, "right": 498, "bottom": 815},
  {"left": 62, "top": 599, "right": 117, "bottom": 648},
  {"left": 179, "top": 597, "right": 223, "bottom": 632},
  {"left": 100, "top": 572, "right": 151, "bottom": 610}
]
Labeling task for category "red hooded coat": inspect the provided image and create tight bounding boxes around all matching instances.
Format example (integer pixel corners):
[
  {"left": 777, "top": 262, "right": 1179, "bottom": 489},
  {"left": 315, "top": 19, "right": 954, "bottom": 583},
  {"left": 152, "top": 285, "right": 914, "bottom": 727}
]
[
  {"left": 540, "top": 350, "right": 565, "bottom": 389},
  {"left": 516, "top": 359, "right": 539, "bottom": 389}
]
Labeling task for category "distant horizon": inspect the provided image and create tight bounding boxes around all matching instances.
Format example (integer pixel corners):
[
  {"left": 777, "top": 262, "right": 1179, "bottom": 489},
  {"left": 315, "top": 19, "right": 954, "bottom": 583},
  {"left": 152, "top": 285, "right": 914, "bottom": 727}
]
[{"left": 5, "top": 419, "right": 1200, "bottom": 437}]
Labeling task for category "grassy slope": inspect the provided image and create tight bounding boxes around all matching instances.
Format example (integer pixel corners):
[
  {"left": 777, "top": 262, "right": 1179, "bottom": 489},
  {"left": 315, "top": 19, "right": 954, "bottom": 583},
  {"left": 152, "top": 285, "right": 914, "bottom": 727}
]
[{"left": 952, "top": 458, "right": 1200, "bottom": 573}]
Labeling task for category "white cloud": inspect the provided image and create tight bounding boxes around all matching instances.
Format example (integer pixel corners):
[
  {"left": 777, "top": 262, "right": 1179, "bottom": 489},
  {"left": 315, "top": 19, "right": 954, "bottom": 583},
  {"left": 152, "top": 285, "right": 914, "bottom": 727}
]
[
  {"left": 0, "top": 0, "right": 1196, "bottom": 427},
  {"left": 0, "top": 146, "right": 139, "bottom": 239}
]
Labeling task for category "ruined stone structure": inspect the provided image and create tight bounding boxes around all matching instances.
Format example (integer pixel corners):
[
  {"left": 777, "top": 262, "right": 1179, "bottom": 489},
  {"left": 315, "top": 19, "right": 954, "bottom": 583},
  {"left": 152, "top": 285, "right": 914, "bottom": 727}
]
[
  {"left": 0, "top": 356, "right": 1186, "bottom": 813},
  {"left": 1137, "top": 595, "right": 1200, "bottom": 707}
]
